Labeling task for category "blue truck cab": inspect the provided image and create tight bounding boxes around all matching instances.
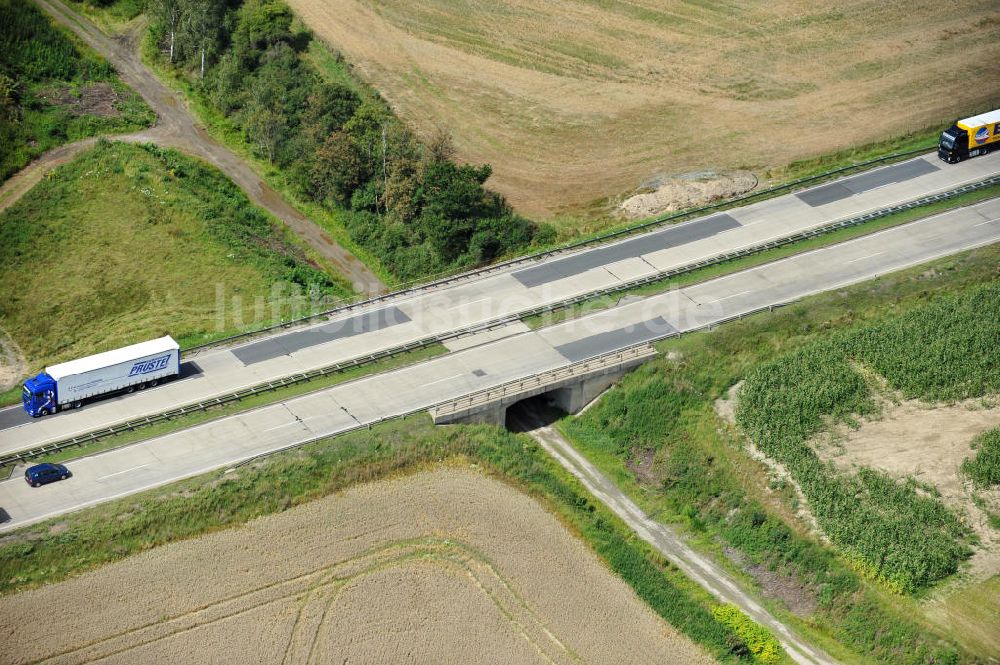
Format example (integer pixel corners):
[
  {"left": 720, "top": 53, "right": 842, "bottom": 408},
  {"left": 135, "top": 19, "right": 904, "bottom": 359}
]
[
  {"left": 22, "top": 374, "right": 58, "bottom": 417},
  {"left": 21, "top": 336, "right": 180, "bottom": 418}
]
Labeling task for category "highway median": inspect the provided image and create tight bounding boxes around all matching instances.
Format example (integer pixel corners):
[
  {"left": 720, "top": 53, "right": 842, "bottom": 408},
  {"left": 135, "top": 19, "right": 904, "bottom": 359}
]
[{"left": 3, "top": 180, "right": 999, "bottom": 469}]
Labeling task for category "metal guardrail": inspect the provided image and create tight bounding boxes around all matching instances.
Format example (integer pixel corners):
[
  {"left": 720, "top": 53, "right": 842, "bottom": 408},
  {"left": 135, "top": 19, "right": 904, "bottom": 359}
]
[
  {"left": 182, "top": 145, "right": 940, "bottom": 358},
  {"left": 430, "top": 344, "right": 658, "bottom": 420},
  {"left": 2, "top": 173, "right": 996, "bottom": 468},
  {"left": 230, "top": 298, "right": 804, "bottom": 469}
]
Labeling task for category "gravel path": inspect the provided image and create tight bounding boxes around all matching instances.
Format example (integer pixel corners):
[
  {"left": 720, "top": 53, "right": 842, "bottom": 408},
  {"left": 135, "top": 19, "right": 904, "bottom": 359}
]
[
  {"left": 2, "top": 0, "right": 385, "bottom": 295},
  {"left": 507, "top": 403, "right": 839, "bottom": 665}
]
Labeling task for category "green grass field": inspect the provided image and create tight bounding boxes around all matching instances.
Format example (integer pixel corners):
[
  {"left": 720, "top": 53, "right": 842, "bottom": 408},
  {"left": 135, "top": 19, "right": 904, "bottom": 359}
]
[{"left": 0, "top": 140, "right": 352, "bottom": 372}]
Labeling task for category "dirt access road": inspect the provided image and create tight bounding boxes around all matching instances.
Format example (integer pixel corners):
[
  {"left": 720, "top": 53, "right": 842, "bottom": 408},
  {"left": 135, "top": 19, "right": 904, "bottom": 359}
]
[
  {"left": 7, "top": 0, "right": 384, "bottom": 295},
  {"left": 507, "top": 402, "right": 836, "bottom": 665}
]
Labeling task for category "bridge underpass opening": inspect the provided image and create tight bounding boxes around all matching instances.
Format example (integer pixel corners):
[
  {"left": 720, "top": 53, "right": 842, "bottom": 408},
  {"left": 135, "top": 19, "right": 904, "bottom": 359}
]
[{"left": 505, "top": 396, "right": 567, "bottom": 434}]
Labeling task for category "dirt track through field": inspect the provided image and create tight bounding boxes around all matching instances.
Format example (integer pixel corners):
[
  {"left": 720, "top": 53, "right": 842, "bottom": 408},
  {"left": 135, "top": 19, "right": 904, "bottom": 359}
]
[
  {"left": 3, "top": 0, "right": 384, "bottom": 295},
  {"left": 0, "top": 468, "right": 715, "bottom": 665},
  {"left": 507, "top": 402, "right": 836, "bottom": 665},
  {"left": 288, "top": 0, "right": 1000, "bottom": 219}
]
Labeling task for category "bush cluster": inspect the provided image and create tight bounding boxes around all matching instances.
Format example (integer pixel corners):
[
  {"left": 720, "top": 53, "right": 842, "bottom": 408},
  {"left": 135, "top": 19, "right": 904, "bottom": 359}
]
[
  {"left": 961, "top": 428, "right": 1000, "bottom": 489},
  {"left": 148, "top": 0, "right": 552, "bottom": 282},
  {"left": 710, "top": 605, "right": 782, "bottom": 664}
]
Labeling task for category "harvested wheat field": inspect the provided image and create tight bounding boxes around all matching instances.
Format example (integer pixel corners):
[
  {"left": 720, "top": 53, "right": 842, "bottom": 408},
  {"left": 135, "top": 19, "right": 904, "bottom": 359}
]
[
  {"left": 0, "top": 468, "right": 714, "bottom": 665},
  {"left": 288, "top": 0, "right": 1000, "bottom": 220}
]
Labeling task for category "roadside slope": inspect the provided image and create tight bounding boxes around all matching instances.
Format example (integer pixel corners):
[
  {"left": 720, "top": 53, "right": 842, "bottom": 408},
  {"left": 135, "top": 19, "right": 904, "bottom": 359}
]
[{"left": 30, "top": 0, "right": 384, "bottom": 294}]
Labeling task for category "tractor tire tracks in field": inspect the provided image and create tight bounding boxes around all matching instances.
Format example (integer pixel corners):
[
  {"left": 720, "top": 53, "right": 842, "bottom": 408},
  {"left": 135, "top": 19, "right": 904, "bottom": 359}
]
[
  {"left": 7, "top": 0, "right": 385, "bottom": 295},
  {"left": 507, "top": 403, "right": 838, "bottom": 665}
]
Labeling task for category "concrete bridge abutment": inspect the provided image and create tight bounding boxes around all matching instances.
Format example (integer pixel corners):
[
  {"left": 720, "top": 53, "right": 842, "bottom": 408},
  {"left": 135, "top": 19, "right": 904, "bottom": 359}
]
[{"left": 429, "top": 345, "right": 657, "bottom": 427}]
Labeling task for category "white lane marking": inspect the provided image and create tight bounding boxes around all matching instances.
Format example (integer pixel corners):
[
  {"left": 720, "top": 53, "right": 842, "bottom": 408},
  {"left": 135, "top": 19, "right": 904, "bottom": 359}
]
[
  {"left": 846, "top": 251, "right": 884, "bottom": 263},
  {"left": 447, "top": 296, "right": 491, "bottom": 310},
  {"left": 97, "top": 464, "right": 148, "bottom": 481},
  {"left": 264, "top": 420, "right": 306, "bottom": 433},
  {"left": 974, "top": 217, "right": 1000, "bottom": 227},
  {"left": 421, "top": 373, "right": 465, "bottom": 388},
  {"left": 699, "top": 290, "right": 749, "bottom": 305}
]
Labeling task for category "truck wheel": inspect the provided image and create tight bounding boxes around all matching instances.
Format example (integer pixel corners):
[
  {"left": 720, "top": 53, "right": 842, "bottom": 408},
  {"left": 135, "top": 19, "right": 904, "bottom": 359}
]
[
  {"left": 138, "top": 382, "right": 147, "bottom": 390},
  {"left": 72, "top": 401, "right": 82, "bottom": 409},
  {"left": 126, "top": 385, "right": 135, "bottom": 393},
  {"left": 38, "top": 407, "right": 49, "bottom": 416},
  {"left": 149, "top": 379, "right": 158, "bottom": 387}
]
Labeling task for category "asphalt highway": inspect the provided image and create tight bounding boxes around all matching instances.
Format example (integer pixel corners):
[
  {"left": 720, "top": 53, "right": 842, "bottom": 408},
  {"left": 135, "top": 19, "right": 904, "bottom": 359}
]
[
  {"left": 2, "top": 197, "right": 998, "bottom": 532},
  {"left": 2, "top": 151, "right": 998, "bottom": 454}
]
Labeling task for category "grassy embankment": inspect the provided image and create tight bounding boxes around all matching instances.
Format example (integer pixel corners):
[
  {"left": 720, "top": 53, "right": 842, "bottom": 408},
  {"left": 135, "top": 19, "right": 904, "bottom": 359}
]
[
  {"left": 0, "top": 140, "right": 353, "bottom": 375},
  {"left": 0, "top": 416, "right": 784, "bottom": 663},
  {"left": 558, "top": 244, "right": 1000, "bottom": 663},
  {"left": 0, "top": 0, "right": 153, "bottom": 184}
]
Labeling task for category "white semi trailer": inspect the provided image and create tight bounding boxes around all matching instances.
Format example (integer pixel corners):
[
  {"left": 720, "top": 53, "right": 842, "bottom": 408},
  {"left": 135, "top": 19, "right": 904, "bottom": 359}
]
[{"left": 21, "top": 336, "right": 180, "bottom": 417}]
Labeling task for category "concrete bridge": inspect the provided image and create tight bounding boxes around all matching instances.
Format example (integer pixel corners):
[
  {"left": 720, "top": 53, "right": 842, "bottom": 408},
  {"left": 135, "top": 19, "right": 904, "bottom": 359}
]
[{"left": 429, "top": 344, "right": 658, "bottom": 427}]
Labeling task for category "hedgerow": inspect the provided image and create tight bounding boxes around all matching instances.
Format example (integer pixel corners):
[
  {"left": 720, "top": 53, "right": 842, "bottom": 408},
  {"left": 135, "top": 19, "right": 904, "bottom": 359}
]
[
  {"left": 711, "top": 605, "right": 782, "bottom": 664},
  {"left": 146, "top": 0, "right": 554, "bottom": 282}
]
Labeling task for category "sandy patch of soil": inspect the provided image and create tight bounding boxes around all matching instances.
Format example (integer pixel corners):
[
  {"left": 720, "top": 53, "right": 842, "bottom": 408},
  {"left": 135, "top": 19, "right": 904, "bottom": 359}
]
[
  {"left": 620, "top": 171, "right": 758, "bottom": 219},
  {"left": 814, "top": 397, "right": 1000, "bottom": 580},
  {"left": 625, "top": 446, "right": 658, "bottom": 485},
  {"left": 288, "top": 0, "right": 1000, "bottom": 218},
  {"left": 0, "top": 468, "right": 714, "bottom": 665},
  {"left": 723, "top": 546, "right": 818, "bottom": 618}
]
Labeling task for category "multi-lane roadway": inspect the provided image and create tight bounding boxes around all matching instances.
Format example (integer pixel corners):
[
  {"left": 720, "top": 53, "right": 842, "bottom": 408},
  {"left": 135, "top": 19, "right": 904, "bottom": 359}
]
[
  {"left": 1, "top": 151, "right": 998, "bottom": 457},
  {"left": 2, "top": 195, "right": 999, "bottom": 532}
]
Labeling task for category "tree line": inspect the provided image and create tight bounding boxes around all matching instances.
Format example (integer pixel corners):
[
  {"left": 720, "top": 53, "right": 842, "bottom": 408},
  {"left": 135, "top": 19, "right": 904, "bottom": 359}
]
[{"left": 145, "top": 0, "right": 553, "bottom": 282}]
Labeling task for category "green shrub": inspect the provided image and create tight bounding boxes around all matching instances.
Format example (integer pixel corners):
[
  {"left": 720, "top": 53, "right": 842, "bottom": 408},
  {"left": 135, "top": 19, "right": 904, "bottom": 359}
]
[
  {"left": 961, "top": 428, "right": 1000, "bottom": 489},
  {"left": 711, "top": 605, "right": 782, "bottom": 664}
]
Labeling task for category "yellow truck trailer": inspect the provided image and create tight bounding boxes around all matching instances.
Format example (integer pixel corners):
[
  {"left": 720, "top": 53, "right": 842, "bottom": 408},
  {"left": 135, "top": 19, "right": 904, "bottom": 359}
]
[{"left": 939, "top": 108, "right": 1000, "bottom": 163}]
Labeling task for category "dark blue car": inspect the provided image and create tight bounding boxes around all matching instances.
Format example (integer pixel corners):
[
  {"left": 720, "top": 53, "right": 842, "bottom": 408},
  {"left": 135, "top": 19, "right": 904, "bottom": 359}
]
[{"left": 24, "top": 463, "right": 70, "bottom": 487}]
